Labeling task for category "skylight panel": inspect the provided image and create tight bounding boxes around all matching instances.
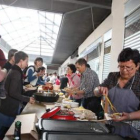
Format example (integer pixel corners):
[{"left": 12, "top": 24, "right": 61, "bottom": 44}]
[
  {"left": 8, "top": 40, "right": 16, "bottom": 45},
  {"left": 0, "top": 27, "right": 7, "bottom": 35},
  {"left": 0, "top": 10, "right": 9, "bottom": 24},
  {"left": 2, "top": 34, "right": 12, "bottom": 41},
  {"left": 0, "top": 4, "right": 62, "bottom": 58},
  {"left": 5, "top": 7, "right": 19, "bottom": 20}
]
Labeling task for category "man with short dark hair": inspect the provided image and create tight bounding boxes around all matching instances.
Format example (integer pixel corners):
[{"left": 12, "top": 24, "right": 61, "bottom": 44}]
[
  {"left": 3, "top": 49, "right": 18, "bottom": 72},
  {"left": 69, "top": 58, "right": 102, "bottom": 118},
  {"left": 0, "top": 49, "right": 18, "bottom": 99}
]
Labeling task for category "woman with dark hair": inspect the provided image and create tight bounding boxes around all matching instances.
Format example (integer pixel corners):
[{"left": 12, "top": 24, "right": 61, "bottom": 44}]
[
  {"left": 55, "top": 76, "right": 60, "bottom": 85},
  {"left": 66, "top": 64, "right": 82, "bottom": 102},
  {"left": 94, "top": 48, "right": 140, "bottom": 115},
  {"left": 67, "top": 64, "right": 80, "bottom": 88}
]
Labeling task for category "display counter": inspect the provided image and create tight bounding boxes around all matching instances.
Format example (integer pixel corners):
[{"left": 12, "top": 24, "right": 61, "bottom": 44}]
[
  {"left": 4, "top": 101, "right": 140, "bottom": 140},
  {"left": 21, "top": 102, "right": 54, "bottom": 119},
  {"left": 4, "top": 102, "right": 55, "bottom": 140}
]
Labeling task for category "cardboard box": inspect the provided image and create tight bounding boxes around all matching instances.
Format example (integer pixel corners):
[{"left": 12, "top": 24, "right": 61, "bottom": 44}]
[{"left": 6, "top": 113, "right": 38, "bottom": 140}]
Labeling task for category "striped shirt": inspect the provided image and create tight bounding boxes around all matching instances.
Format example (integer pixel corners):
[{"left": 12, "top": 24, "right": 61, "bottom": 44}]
[{"left": 80, "top": 68, "right": 99, "bottom": 98}]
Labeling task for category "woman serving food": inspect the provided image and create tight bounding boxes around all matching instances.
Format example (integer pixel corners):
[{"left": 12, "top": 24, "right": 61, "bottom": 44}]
[
  {"left": 94, "top": 48, "right": 140, "bottom": 114},
  {"left": 65, "top": 64, "right": 82, "bottom": 104}
]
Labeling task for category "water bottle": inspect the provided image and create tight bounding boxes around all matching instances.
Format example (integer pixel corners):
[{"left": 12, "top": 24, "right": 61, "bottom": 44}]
[{"left": 13, "top": 121, "right": 21, "bottom": 140}]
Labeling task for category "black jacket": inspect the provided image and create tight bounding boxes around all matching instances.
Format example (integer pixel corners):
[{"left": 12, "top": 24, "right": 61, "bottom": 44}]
[
  {"left": 0, "top": 65, "right": 29, "bottom": 117},
  {"left": 60, "top": 77, "right": 68, "bottom": 89}
]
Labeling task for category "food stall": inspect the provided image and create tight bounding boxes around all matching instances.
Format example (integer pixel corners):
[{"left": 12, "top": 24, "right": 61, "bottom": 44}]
[{"left": 4, "top": 85, "right": 140, "bottom": 140}]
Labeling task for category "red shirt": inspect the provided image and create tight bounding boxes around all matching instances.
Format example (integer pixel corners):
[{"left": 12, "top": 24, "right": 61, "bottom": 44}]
[
  {"left": 55, "top": 78, "right": 60, "bottom": 85},
  {"left": 0, "top": 49, "right": 6, "bottom": 67}
]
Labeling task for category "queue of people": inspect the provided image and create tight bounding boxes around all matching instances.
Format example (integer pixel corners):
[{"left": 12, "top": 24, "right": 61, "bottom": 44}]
[
  {"left": 0, "top": 47, "right": 140, "bottom": 139},
  {"left": 0, "top": 49, "right": 51, "bottom": 139},
  {"left": 66, "top": 58, "right": 103, "bottom": 118},
  {"left": 0, "top": 49, "right": 18, "bottom": 99},
  {"left": 0, "top": 51, "right": 35, "bottom": 139}
]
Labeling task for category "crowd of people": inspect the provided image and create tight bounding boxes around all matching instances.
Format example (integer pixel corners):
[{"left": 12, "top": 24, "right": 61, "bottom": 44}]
[
  {"left": 0, "top": 50, "right": 35, "bottom": 139},
  {"left": 0, "top": 47, "right": 140, "bottom": 139}
]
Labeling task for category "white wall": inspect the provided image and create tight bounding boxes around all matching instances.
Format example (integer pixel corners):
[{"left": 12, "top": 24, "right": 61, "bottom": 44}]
[
  {"left": 59, "top": 0, "right": 128, "bottom": 80},
  {"left": 78, "top": 15, "right": 113, "bottom": 82},
  {"left": 58, "top": 56, "right": 77, "bottom": 76},
  {"left": 78, "top": 15, "right": 113, "bottom": 55},
  {"left": 78, "top": 0, "right": 126, "bottom": 74},
  {"left": 110, "top": 0, "right": 125, "bottom": 71},
  {"left": 59, "top": 10, "right": 113, "bottom": 80},
  {"left": 47, "top": 69, "right": 58, "bottom": 74}
]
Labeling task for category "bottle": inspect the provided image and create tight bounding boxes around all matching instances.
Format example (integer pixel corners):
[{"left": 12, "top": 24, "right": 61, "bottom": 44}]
[{"left": 13, "top": 121, "right": 21, "bottom": 140}]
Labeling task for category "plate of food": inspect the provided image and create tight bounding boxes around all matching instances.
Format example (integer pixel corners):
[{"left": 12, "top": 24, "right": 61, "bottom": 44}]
[
  {"left": 58, "top": 92, "right": 64, "bottom": 96},
  {"left": 110, "top": 113, "right": 122, "bottom": 119},
  {"left": 105, "top": 113, "right": 122, "bottom": 120},
  {"left": 24, "top": 84, "right": 37, "bottom": 90}
]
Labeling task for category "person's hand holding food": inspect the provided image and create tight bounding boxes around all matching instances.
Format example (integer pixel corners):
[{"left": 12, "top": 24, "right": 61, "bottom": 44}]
[
  {"left": 65, "top": 88, "right": 79, "bottom": 96},
  {"left": 111, "top": 112, "right": 129, "bottom": 122},
  {"left": 29, "top": 97, "right": 35, "bottom": 104}
]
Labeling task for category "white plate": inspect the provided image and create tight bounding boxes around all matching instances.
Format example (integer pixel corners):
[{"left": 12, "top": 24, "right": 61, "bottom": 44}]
[{"left": 26, "top": 87, "right": 37, "bottom": 90}]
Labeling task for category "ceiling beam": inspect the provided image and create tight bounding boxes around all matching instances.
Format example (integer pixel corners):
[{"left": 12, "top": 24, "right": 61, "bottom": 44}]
[
  {"left": 20, "top": 39, "right": 37, "bottom": 51},
  {"left": 54, "top": 0, "right": 111, "bottom": 9},
  {"left": 65, "top": 6, "right": 90, "bottom": 15}
]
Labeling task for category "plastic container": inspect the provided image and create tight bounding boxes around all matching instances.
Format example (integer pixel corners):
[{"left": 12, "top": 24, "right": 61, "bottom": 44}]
[{"left": 70, "top": 102, "right": 79, "bottom": 108}]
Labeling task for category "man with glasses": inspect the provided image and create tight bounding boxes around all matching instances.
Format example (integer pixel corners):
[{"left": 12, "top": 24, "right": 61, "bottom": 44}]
[{"left": 94, "top": 48, "right": 140, "bottom": 115}]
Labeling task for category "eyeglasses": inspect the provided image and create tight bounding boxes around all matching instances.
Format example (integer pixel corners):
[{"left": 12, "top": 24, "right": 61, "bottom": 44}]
[{"left": 118, "top": 65, "right": 134, "bottom": 71}]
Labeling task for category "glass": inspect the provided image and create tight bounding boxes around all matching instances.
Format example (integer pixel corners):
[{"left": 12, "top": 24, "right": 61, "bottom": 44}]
[{"left": 118, "top": 65, "right": 134, "bottom": 71}]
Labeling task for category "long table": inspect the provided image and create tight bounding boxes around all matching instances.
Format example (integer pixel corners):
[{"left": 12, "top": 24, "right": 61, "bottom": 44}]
[
  {"left": 4, "top": 101, "right": 56, "bottom": 140},
  {"left": 4, "top": 99, "right": 140, "bottom": 140},
  {"left": 21, "top": 102, "right": 55, "bottom": 118}
]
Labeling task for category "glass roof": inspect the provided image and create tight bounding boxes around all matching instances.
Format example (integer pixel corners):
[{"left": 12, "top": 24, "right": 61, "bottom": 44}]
[{"left": 0, "top": 4, "right": 62, "bottom": 57}]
